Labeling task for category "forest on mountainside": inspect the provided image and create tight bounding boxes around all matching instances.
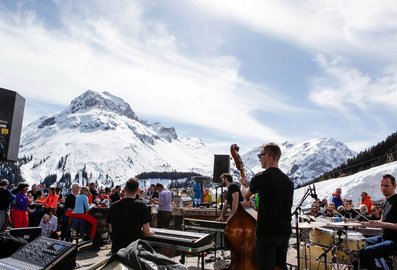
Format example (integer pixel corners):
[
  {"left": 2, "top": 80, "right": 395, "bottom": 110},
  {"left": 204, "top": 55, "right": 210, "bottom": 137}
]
[
  {"left": 310, "top": 131, "right": 397, "bottom": 185},
  {"left": 135, "top": 171, "right": 202, "bottom": 181}
]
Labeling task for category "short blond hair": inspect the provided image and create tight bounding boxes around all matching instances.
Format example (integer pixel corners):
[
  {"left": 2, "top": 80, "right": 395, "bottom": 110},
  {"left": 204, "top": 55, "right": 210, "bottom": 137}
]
[{"left": 80, "top": 186, "right": 89, "bottom": 194}]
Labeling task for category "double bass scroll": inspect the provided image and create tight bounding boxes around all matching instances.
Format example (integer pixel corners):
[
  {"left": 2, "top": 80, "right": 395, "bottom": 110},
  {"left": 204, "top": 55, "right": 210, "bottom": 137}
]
[
  {"left": 225, "top": 143, "right": 258, "bottom": 270},
  {"left": 230, "top": 144, "right": 248, "bottom": 187}
]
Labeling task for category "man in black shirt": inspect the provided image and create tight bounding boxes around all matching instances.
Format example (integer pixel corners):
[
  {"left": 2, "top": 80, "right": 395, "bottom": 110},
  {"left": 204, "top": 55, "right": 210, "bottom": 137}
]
[
  {"left": 107, "top": 178, "right": 154, "bottom": 254},
  {"left": 60, "top": 183, "right": 80, "bottom": 241},
  {"left": 28, "top": 184, "right": 42, "bottom": 201},
  {"left": 360, "top": 174, "right": 397, "bottom": 269},
  {"left": 216, "top": 173, "right": 243, "bottom": 222},
  {"left": 109, "top": 185, "right": 121, "bottom": 204},
  {"left": 243, "top": 143, "right": 294, "bottom": 270},
  {"left": 89, "top": 182, "right": 98, "bottom": 198}
]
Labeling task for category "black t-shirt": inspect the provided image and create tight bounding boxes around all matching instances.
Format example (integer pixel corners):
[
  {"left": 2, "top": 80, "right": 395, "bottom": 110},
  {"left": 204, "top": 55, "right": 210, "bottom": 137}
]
[
  {"left": 90, "top": 188, "right": 98, "bottom": 198},
  {"left": 382, "top": 194, "right": 397, "bottom": 240},
  {"left": 109, "top": 193, "right": 121, "bottom": 203},
  {"left": 107, "top": 198, "right": 152, "bottom": 253},
  {"left": 0, "top": 188, "right": 13, "bottom": 210},
  {"left": 250, "top": 167, "right": 294, "bottom": 238},
  {"left": 226, "top": 183, "right": 243, "bottom": 208},
  {"left": 28, "top": 190, "right": 42, "bottom": 201},
  {"left": 151, "top": 191, "right": 159, "bottom": 199},
  {"left": 64, "top": 193, "right": 76, "bottom": 210}
]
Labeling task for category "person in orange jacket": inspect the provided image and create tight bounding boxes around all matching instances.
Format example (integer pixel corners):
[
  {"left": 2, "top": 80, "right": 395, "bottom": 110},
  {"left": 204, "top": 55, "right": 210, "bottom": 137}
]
[
  {"left": 43, "top": 187, "right": 59, "bottom": 211},
  {"left": 359, "top": 191, "right": 373, "bottom": 211}
]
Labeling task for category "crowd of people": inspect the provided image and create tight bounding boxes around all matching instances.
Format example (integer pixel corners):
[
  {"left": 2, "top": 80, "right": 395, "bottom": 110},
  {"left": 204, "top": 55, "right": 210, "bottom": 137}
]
[
  {"left": 307, "top": 187, "right": 381, "bottom": 222},
  {"left": 1, "top": 141, "right": 396, "bottom": 270}
]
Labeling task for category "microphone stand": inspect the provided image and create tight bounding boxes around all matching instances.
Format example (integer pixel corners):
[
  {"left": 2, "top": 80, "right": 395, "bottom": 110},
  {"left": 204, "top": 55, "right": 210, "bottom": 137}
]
[
  {"left": 291, "top": 185, "right": 316, "bottom": 270},
  {"left": 214, "top": 185, "right": 224, "bottom": 218}
]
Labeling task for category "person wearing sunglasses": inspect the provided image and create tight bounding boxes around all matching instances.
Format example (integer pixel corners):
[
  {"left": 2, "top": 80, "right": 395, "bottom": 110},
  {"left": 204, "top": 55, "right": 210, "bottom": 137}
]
[
  {"left": 243, "top": 143, "right": 293, "bottom": 270},
  {"left": 360, "top": 174, "right": 397, "bottom": 270}
]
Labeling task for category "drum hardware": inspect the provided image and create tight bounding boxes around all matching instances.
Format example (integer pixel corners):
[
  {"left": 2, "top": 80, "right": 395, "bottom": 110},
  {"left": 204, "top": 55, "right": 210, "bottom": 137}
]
[
  {"left": 328, "top": 222, "right": 362, "bottom": 228},
  {"left": 294, "top": 221, "right": 328, "bottom": 229},
  {"left": 303, "top": 223, "right": 367, "bottom": 270},
  {"left": 292, "top": 184, "right": 319, "bottom": 270}
]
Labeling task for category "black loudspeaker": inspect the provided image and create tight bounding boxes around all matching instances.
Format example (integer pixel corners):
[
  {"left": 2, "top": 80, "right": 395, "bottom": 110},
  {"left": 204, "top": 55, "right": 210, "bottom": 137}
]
[
  {"left": 213, "top": 154, "right": 230, "bottom": 183},
  {"left": 0, "top": 88, "right": 25, "bottom": 161}
]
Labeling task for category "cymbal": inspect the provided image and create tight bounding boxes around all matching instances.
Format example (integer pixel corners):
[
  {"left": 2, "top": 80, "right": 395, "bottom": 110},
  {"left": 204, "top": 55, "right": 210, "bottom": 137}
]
[
  {"left": 292, "top": 222, "right": 327, "bottom": 229},
  {"left": 328, "top": 222, "right": 362, "bottom": 227}
]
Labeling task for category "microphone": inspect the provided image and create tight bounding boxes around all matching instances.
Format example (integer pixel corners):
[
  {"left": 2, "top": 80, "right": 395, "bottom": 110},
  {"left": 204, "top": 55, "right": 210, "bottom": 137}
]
[
  {"left": 215, "top": 184, "right": 223, "bottom": 189},
  {"left": 311, "top": 184, "right": 318, "bottom": 200}
]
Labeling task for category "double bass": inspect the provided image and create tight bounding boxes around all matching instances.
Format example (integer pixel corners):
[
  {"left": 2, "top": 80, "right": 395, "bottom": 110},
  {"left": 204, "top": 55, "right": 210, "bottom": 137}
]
[{"left": 224, "top": 144, "right": 258, "bottom": 270}]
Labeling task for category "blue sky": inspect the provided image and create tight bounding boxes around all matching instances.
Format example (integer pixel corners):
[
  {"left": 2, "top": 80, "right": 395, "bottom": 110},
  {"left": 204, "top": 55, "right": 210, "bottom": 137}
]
[{"left": 1, "top": 0, "right": 396, "bottom": 154}]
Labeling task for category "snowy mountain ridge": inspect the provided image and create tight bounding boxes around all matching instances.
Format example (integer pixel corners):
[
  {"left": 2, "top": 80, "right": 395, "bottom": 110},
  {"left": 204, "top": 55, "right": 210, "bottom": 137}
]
[
  {"left": 19, "top": 90, "right": 213, "bottom": 185},
  {"left": 242, "top": 138, "right": 355, "bottom": 187}
]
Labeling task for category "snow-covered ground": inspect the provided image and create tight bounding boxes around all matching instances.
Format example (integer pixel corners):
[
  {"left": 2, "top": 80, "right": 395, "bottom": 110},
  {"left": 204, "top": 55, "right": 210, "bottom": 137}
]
[{"left": 293, "top": 161, "right": 397, "bottom": 208}]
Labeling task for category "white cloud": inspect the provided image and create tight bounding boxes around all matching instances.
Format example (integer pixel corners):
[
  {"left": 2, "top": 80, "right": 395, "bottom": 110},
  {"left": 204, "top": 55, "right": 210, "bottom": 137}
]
[
  {"left": 0, "top": 1, "right": 299, "bottom": 145},
  {"left": 309, "top": 55, "right": 397, "bottom": 112},
  {"left": 188, "top": 0, "right": 397, "bottom": 60}
]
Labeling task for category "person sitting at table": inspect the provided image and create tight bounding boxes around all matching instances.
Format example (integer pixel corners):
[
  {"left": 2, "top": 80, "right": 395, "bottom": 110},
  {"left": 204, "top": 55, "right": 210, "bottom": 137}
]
[
  {"left": 71, "top": 186, "right": 97, "bottom": 240},
  {"left": 39, "top": 208, "right": 58, "bottom": 238},
  {"left": 323, "top": 207, "right": 338, "bottom": 221},
  {"left": 309, "top": 206, "right": 322, "bottom": 217},
  {"left": 370, "top": 205, "right": 381, "bottom": 220},
  {"left": 94, "top": 189, "right": 110, "bottom": 207},
  {"left": 357, "top": 204, "right": 372, "bottom": 221},
  {"left": 342, "top": 199, "right": 358, "bottom": 219}
]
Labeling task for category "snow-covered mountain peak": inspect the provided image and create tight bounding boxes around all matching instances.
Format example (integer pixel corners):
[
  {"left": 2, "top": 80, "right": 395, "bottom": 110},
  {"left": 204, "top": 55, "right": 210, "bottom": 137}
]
[
  {"left": 19, "top": 90, "right": 213, "bottom": 185},
  {"left": 242, "top": 137, "right": 355, "bottom": 187},
  {"left": 65, "top": 90, "right": 138, "bottom": 121}
]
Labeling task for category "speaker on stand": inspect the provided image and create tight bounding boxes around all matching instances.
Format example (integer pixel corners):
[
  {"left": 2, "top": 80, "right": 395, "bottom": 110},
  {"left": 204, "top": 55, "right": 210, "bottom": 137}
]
[
  {"left": 0, "top": 88, "right": 25, "bottom": 162},
  {"left": 212, "top": 155, "right": 230, "bottom": 260}
]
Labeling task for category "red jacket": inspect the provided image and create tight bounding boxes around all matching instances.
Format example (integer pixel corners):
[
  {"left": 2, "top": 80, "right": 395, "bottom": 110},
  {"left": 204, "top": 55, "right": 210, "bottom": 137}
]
[
  {"left": 360, "top": 195, "right": 373, "bottom": 212},
  {"left": 44, "top": 193, "right": 59, "bottom": 209}
]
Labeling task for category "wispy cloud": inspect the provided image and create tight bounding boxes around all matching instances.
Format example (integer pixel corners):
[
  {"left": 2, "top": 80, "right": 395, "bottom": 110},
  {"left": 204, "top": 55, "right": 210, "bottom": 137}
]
[
  {"left": 188, "top": 0, "right": 397, "bottom": 59},
  {"left": 1, "top": 0, "right": 397, "bottom": 153},
  {"left": 0, "top": 0, "right": 300, "bottom": 145},
  {"left": 310, "top": 55, "right": 397, "bottom": 113}
]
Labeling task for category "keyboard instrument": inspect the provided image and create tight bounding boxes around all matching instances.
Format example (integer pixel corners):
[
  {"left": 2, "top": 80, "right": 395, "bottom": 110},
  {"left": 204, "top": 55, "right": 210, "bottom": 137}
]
[
  {"left": 144, "top": 228, "right": 213, "bottom": 253},
  {"left": 183, "top": 218, "right": 226, "bottom": 233}
]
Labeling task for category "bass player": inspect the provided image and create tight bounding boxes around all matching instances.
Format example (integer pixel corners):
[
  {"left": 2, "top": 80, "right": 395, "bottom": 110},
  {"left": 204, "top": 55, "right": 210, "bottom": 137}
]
[{"left": 242, "top": 143, "right": 294, "bottom": 270}]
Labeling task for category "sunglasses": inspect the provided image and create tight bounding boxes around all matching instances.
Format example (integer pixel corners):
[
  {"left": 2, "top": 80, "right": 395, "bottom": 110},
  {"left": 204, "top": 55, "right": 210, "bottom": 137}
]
[{"left": 257, "top": 153, "right": 268, "bottom": 159}]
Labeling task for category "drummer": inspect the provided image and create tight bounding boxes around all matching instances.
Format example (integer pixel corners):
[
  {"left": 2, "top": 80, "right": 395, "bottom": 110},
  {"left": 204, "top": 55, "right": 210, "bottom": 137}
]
[{"left": 360, "top": 174, "right": 397, "bottom": 270}]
